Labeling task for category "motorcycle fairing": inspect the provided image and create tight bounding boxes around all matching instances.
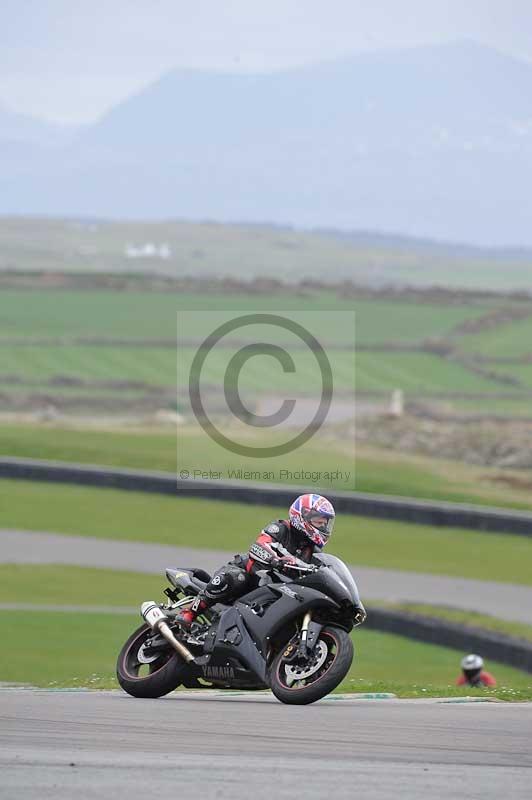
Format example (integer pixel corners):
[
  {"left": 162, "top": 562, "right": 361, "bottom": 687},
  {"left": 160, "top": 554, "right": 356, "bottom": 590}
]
[
  {"left": 194, "top": 583, "right": 340, "bottom": 685},
  {"left": 206, "top": 605, "right": 269, "bottom": 684},
  {"left": 236, "top": 583, "right": 340, "bottom": 659}
]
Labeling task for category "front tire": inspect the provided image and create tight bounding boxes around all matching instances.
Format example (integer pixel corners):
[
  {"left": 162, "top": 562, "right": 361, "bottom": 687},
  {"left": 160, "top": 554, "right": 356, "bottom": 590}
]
[
  {"left": 270, "top": 626, "right": 353, "bottom": 705},
  {"left": 116, "top": 623, "right": 187, "bottom": 698}
]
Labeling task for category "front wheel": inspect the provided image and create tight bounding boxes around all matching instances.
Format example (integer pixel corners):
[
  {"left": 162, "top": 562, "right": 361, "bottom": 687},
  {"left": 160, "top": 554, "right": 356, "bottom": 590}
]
[
  {"left": 116, "top": 623, "right": 187, "bottom": 698},
  {"left": 270, "top": 626, "right": 353, "bottom": 705}
]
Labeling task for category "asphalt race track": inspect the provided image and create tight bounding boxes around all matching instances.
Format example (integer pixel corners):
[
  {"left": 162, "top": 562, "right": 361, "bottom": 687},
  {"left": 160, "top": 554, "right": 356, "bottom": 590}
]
[
  {"left": 3, "top": 528, "right": 532, "bottom": 623},
  {"left": 1, "top": 689, "right": 531, "bottom": 800}
]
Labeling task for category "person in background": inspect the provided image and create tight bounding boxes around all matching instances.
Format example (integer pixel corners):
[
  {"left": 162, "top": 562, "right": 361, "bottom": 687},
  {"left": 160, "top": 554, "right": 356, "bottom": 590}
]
[{"left": 456, "top": 654, "right": 497, "bottom": 687}]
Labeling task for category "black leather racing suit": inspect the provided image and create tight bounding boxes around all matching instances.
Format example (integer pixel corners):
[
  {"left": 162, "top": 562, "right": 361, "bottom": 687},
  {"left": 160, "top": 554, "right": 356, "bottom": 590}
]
[{"left": 190, "top": 520, "right": 314, "bottom": 612}]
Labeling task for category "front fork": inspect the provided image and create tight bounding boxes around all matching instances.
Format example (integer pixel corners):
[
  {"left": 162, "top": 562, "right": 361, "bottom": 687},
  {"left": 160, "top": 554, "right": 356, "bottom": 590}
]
[
  {"left": 283, "top": 611, "right": 323, "bottom": 663},
  {"left": 300, "top": 611, "right": 313, "bottom": 650}
]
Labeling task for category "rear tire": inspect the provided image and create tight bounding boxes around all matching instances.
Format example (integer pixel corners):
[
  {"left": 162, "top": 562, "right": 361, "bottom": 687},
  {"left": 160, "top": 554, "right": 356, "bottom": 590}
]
[
  {"left": 116, "top": 623, "right": 187, "bottom": 698},
  {"left": 270, "top": 626, "right": 353, "bottom": 705}
]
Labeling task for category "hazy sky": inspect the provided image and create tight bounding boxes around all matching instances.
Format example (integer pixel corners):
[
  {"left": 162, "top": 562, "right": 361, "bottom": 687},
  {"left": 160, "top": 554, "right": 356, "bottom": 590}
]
[{"left": 2, "top": 0, "right": 532, "bottom": 124}]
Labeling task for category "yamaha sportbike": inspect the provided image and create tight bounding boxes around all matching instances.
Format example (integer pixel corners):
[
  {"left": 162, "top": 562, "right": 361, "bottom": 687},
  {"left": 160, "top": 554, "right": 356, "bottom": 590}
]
[{"left": 116, "top": 553, "right": 364, "bottom": 705}]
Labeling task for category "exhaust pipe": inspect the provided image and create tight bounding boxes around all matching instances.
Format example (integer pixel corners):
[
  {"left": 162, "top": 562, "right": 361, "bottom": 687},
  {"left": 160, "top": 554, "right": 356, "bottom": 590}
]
[{"left": 141, "top": 601, "right": 195, "bottom": 663}]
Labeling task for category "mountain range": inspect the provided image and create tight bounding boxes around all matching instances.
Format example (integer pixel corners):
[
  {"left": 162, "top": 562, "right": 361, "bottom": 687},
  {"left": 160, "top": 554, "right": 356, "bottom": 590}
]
[{"left": 1, "top": 41, "right": 532, "bottom": 246}]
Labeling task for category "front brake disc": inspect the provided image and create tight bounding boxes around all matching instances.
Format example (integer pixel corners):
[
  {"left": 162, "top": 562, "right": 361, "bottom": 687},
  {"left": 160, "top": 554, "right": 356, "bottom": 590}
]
[{"left": 284, "top": 640, "right": 328, "bottom": 686}]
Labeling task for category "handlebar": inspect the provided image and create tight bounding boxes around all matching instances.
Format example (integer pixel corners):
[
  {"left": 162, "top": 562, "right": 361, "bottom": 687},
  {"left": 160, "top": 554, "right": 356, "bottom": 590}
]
[{"left": 280, "top": 562, "right": 318, "bottom": 574}]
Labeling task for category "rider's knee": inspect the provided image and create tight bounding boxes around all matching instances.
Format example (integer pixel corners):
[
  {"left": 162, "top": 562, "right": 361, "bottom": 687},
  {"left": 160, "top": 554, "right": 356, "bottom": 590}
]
[{"left": 204, "top": 565, "right": 248, "bottom": 603}]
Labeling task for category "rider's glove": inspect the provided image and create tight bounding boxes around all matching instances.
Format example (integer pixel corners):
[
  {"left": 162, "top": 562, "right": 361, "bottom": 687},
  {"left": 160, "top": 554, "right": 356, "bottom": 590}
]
[{"left": 272, "top": 555, "right": 297, "bottom": 572}]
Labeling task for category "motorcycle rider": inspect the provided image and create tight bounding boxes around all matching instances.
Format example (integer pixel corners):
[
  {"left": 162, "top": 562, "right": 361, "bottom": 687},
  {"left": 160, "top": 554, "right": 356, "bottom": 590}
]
[
  {"left": 456, "top": 654, "right": 497, "bottom": 687},
  {"left": 176, "top": 493, "right": 367, "bottom": 629}
]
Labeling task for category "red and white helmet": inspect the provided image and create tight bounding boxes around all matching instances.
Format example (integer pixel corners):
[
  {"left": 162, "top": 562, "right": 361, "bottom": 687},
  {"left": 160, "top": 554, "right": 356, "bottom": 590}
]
[{"left": 289, "top": 493, "right": 335, "bottom": 548}]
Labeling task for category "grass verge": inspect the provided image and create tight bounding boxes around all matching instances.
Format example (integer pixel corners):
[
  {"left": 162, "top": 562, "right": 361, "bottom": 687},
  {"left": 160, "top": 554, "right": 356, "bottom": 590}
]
[
  {"left": 0, "top": 564, "right": 166, "bottom": 607},
  {"left": 372, "top": 602, "right": 532, "bottom": 642},
  {"left": 1, "top": 480, "right": 532, "bottom": 586},
  {"left": 3, "top": 422, "right": 532, "bottom": 511}
]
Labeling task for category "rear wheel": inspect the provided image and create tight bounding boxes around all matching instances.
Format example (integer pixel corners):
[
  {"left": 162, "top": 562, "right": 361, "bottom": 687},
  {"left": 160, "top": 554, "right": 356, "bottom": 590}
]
[
  {"left": 116, "top": 623, "right": 187, "bottom": 698},
  {"left": 270, "top": 626, "right": 353, "bottom": 705}
]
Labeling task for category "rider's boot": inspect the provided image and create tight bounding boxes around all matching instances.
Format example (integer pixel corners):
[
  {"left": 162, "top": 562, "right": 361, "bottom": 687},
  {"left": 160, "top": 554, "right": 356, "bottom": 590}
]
[{"left": 176, "top": 597, "right": 208, "bottom": 629}]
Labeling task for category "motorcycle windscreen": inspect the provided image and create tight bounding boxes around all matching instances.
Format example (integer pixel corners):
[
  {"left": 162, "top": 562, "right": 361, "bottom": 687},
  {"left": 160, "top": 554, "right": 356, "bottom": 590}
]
[{"left": 314, "top": 553, "right": 361, "bottom": 606}]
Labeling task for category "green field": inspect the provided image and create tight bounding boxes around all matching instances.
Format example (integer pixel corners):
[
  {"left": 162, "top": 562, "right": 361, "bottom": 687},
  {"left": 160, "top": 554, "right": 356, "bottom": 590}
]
[
  {"left": 3, "top": 422, "right": 532, "bottom": 510},
  {"left": 461, "top": 316, "right": 532, "bottom": 359},
  {"left": 178, "top": 348, "right": 506, "bottom": 395},
  {"left": 1, "top": 610, "right": 529, "bottom": 698},
  {"left": 0, "top": 288, "right": 498, "bottom": 398},
  {"left": 2, "top": 480, "right": 532, "bottom": 586},
  {"left": 487, "top": 363, "right": 532, "bottom": 390},
  {"left": 1, "top": 344, "right": 510, "bottom": 395},
  {"left": 0, "top": 344, "right": 175, "bottom": 384},
  {"left": 0, "top": 289, "right": 491, "bottom": 344},
  {"left": 2, "top": 284, "right": 532, "bottom": 415},
  {"left": 355, "top": 352, "right": 503, "bottom": 393}
]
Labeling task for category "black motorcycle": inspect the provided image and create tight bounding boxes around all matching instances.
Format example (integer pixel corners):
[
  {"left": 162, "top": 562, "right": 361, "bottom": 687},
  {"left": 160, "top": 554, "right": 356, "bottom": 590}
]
[{"left": 116, "top": 553, "right": 364, "bottom": 705}]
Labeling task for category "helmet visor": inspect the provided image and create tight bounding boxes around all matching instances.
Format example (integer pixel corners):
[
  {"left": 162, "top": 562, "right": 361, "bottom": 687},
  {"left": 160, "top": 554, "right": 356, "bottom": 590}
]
[{"left": 304, "top": 510, "right": 335, "bottom": 543}]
